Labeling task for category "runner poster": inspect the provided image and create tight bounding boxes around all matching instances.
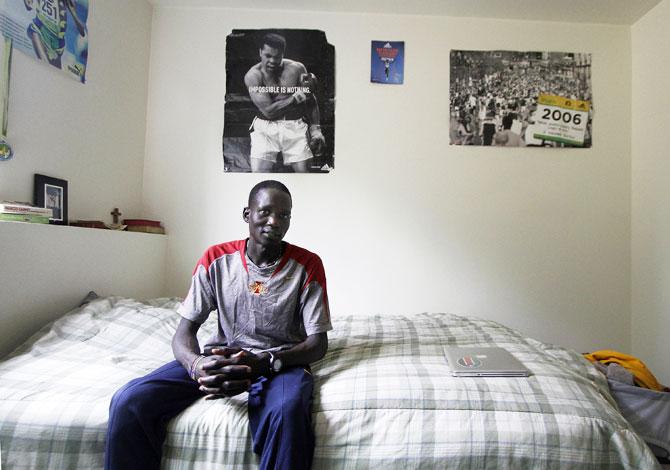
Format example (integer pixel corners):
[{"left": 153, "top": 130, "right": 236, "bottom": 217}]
[
  {"left": 371, "top": 40, "right": 404, "bottom": 84},
  {"left": 1, "top": 0, "right": 89, "bottom": 83},
  {"left": 450, "top": 50, "right": 592, "bottom": 147},
  {"left": 223, "top": 29, "right": 335, "bottom": 173}
]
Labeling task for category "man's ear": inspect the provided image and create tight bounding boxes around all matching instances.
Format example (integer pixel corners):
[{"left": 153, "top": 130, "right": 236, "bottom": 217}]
[{"left": 242, "top": 207, "right": 250, "bottom": 222}]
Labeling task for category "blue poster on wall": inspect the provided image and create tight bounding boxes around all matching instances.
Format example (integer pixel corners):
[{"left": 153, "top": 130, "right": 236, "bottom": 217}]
[
  {"left": 371, "top": 40, "right": 404, "bottom": 84},
  {"left": 0, "top": 0, "right": 89, "bottom": 83}
]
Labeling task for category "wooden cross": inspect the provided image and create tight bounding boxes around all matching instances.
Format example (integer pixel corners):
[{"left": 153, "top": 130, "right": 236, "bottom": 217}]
[{"left": 110, "top": 208, "right": 122, "bottom": 224}]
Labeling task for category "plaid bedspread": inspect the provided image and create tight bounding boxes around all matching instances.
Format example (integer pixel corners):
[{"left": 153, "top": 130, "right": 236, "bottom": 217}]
[{"left": 0, "top": 297, "right": 660, "bottom": 469}]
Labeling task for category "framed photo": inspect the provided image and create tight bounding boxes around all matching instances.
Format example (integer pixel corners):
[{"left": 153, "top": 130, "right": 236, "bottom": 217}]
[{"left": 34, "top": 174, "right": 68, "bottom": 225}]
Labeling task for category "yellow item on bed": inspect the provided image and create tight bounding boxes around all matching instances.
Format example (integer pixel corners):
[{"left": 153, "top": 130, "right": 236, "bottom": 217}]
[{"left": 584, "top": 350, "right": 664, "bottom": 391}]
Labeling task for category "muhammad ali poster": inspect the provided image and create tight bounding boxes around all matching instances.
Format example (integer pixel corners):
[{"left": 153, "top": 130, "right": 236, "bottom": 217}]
[
  {"left": 223, "top": 29, "right": 335, "bottom": 173},
  {"left": 450, "top": 50, "right": 592, "bottom": 148}
]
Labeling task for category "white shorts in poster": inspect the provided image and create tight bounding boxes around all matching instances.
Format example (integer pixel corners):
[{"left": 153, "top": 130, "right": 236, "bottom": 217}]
[
  {"left": 223, "top": 29, "right": 335, "bottom": 173},
  {"left": 450, "top": 50, "right": 592, "bottom": 148}
]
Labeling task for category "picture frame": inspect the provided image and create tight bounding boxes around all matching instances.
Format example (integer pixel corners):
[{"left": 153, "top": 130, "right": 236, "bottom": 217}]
[{"left": 34, "top": 174, "right": 68, "bottom": 225}]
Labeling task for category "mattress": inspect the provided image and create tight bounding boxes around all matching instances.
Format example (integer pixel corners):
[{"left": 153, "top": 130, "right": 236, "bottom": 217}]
[{"left": 0, "top": 297, "right": 659, "bottom": 469}]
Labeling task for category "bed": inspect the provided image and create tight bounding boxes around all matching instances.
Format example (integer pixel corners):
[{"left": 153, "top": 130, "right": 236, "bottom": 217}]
[{"left": 0, "top": 296, "right": 660, "bottom": 469}]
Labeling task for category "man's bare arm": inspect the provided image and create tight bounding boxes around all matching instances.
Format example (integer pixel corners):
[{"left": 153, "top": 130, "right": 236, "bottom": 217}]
[
  {"left": 302, "top": 82, "right": 325, "bottom": 155},
  {"left": 209, "top": 332, "right": 328, "bottom": 378},
  {"left": 304, "top": 90, "right": 321, "bottom": 126},
  {"left": 293, "top": 71, "right": 326, "bottom": 155},
  {"left": 174, "top": 318, "right": 251, "bottom": 396},
  {"left": 28, "top": 31, "right": 48, "bottom": 61},
  {"left": 172, "top": 317, "right": 203, "bottom": 374},
  {"left": 298, "top": 73, "right": 321, "bottom": 127},
  {"left": 273, "top": 332, "right": 328, "bottom": 368},
  {"left": 66, "top": 0, "right": 86, "bottom": 36},
  {"left": 244, "top": 64, "right": 308, "bottom": 120}
]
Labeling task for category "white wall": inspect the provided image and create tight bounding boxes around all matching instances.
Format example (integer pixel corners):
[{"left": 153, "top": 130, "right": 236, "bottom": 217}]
[
  {"left": 631, "top": 0, "right": 670, "bottom": 383},
  {"left": 143, "top": 7, "right": 633, "bottom": 355},
  {"left": 0, "top": 221, "right": 167, "bottom": 358},
  {"left": 0, "top": 0, "right": 153, "bottom": 222},
  {"left": 6, "top": 1, "right": 666, "bottom": 381},
  {"left": 0, "top": 0, "right": 155, "bottom": 356}
]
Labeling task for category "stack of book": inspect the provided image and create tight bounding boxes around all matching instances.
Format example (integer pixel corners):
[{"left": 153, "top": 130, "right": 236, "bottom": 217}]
[
  {"left": 0, "top": 201, "right": 52, "bottom": 224},
  {"left": 70, "top": 220, "right": 108, "bottom": 229},
  {"left": 123, "top": 219, "right": 165, "bottom": 234}
]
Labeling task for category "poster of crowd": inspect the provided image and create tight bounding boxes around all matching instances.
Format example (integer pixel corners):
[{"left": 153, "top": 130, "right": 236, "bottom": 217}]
[
  {"left": 450, "top": 50, "right": 592, "bottom": 148},
  {"left": 223, "top": 29, "right": 335, "bottom": 173},
  {"left": 0, "top": 0, "right": 89, "bottom": 83}
]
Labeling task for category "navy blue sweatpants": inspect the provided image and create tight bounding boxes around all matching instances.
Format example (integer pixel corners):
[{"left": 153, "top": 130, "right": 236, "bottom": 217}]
[{"left": 104, "top": 360, "right": 314, "bottom": 470}]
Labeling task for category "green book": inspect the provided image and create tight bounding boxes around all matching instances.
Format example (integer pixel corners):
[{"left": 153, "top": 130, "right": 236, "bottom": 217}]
[{"left": 0, "top": 213, "right": 50, "bottom": 223}]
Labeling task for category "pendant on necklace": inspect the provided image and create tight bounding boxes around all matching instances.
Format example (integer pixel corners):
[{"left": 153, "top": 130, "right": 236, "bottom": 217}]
[{"left": 249, "top": 281, "right": 268, "bottom": 295}]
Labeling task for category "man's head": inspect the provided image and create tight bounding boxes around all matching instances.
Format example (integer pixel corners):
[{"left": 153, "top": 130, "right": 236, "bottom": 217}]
[
  {"left": 259, "top": 33, "right": 286, "bottom": 74},
  {"left": 248, "top": 180, "right": 291, "bottom": 206},
  {"left": 243, "top": 180, "right": 292, "bottom": 248},
  {"left": 494, "top": 132, "right": 509, "bottom": 146}
]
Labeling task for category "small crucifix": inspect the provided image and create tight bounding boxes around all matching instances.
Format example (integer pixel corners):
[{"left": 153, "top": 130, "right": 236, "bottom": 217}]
[{"left": 110, "top": 207, "right": 122, "bottom": 225}]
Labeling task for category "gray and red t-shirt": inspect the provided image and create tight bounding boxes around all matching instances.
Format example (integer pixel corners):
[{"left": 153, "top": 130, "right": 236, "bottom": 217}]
[{"left": 177, "top": 240, "right": 331, "bottom": 353}]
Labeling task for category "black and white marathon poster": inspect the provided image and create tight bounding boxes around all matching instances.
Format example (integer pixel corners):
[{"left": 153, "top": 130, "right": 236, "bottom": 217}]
[
  {"left": 223, "top": 29, "right": 335, "bottom": 173},
  {"left": 450, "top": 50, "right": 593, "bottom": 148}
]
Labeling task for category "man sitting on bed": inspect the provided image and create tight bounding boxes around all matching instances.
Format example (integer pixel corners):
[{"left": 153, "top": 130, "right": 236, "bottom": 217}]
[{"left": 104, "top": 180, "right": 331, "bottom": 470}]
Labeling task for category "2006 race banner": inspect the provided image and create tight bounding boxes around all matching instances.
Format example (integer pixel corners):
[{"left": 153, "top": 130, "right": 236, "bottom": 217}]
[{"left": 533, "top": 94, "right": 590, "bottom": 146}]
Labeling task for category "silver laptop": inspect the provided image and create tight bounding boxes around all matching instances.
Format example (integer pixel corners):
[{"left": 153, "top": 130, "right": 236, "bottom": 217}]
[{"left": 444, "top": 347, "right": 531, "bottom": 377}]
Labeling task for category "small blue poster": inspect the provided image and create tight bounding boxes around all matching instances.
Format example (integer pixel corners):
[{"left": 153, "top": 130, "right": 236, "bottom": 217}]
[{"left": 371, "top": 40, "right": 404, "bottom": 84}]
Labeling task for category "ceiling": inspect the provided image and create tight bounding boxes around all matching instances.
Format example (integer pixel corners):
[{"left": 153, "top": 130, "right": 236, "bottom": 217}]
[{"left": 148, "top": 0, "right": 663, "bottom": 25}]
